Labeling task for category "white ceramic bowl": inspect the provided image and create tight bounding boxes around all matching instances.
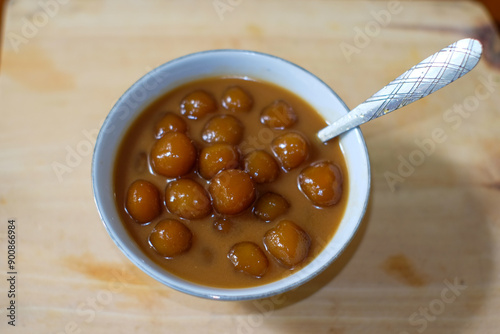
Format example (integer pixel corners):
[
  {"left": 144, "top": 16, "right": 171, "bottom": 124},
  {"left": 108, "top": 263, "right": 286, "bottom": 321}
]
[{"left": 92, "top": 50, "right": 370, "bottom": 301}]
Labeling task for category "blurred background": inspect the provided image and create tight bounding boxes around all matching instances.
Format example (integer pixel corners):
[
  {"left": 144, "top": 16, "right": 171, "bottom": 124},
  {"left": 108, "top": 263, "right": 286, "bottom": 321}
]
[{"left": 472, "top": 0, "right": 498, "bottom": 26}]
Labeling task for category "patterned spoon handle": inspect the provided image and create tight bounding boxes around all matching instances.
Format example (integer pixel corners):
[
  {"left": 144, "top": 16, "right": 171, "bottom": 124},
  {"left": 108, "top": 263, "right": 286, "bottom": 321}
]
[{"left": 317, "top": 38, "right": 483, "bottom": 142}]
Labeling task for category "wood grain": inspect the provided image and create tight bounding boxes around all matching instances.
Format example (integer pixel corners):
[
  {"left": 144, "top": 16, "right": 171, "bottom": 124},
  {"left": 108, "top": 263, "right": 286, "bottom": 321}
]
[
  {"left": 0, "top": 1, "right": 500, "bottom": 333},
  {"left": 0, "top": 0, "right": 7, "bottom": 69}
]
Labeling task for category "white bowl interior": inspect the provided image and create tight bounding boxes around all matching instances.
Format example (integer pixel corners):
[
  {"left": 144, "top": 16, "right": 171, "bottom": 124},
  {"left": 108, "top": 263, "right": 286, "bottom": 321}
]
[{"left": 92, "top": 50, "right": 370, "bottom": 300}]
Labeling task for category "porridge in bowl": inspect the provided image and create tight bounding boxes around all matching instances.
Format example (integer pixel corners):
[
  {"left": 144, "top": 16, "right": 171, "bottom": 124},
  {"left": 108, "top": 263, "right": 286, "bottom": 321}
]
[{"left": 113, "top": 76, "right": 349, "bottom": 288}]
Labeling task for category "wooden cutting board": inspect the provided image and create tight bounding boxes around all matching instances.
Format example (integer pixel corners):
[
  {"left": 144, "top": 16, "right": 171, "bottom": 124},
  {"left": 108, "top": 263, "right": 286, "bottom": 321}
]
[{"left": 1, "top": 1, "right": 499, "bottom": 333}]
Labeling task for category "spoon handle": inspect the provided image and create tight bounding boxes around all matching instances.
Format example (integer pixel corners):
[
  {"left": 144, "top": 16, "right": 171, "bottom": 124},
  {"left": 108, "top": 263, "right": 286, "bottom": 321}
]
[{"left": 317, "top": 38, "right": 483, "bottom": 142}]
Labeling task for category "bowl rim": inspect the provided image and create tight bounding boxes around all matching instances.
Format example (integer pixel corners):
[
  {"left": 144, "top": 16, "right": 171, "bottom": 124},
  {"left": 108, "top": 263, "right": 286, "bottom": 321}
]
[{"left": 92, "top": 49, "right": 371, "bottom": 301}]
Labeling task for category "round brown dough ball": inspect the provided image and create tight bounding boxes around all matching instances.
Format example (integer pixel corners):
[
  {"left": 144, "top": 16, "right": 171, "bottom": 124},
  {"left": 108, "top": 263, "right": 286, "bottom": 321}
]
[
  {"left": 154, "top": 112, "right": 187, "bottom": 138},
  {"left": 150, "top": 132, "right": 196, "bottom": 178},
  {"left": 221, "top": 86, "right": 253, "bottom": 112},
  {"left": 260, "top": 100, "right": 297, "bottom": 129},
  {"left": 243, "top": 150, "right": 279, "bottom": 183},
  {"left": 298, "top": 161, "right": 343, "bottom": 207},
  {"left": 199, "top": 144, "right": 239, "bottom": 179},
  {"left": 201, "top": 115, "right": 244, "bottom": 145},
  {"left": 125, "top": 180, "right": 161, "bottom": 224},
  {"left": 271, "top": 132, "right": 309, "bottom": 171},
  {"left": 209, "top": 169, "right": 256, "bottom": 215},
  {"left": 264, "top": 220, "right": 311, "bottom": 268},
  {"left": 253, "top": 192, "right": 289, "bottom": 222},
  {"left": 228, "top": 242, "right": 269, "bottom": 277},
  {"left": 165, "top": 178, "right": 211, "bottom": 219},
  {"left": 149, "top": 219, "right": 192, "bottom": 258},
  {"left": 180, "top": 90, "right": 217, "bottom": 119}
]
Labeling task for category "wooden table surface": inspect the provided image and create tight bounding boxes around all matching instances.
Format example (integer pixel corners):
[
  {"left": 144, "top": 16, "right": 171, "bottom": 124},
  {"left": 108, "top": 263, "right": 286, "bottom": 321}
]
[{"left": 1, "top": 1, "right": 500, "bottom": 333}]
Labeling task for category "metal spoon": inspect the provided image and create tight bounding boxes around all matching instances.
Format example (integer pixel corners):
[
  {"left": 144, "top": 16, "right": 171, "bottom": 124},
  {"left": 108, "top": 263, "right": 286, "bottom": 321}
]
[{"left": 317, "top": 38, "right": 483, "bottom": 142}]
